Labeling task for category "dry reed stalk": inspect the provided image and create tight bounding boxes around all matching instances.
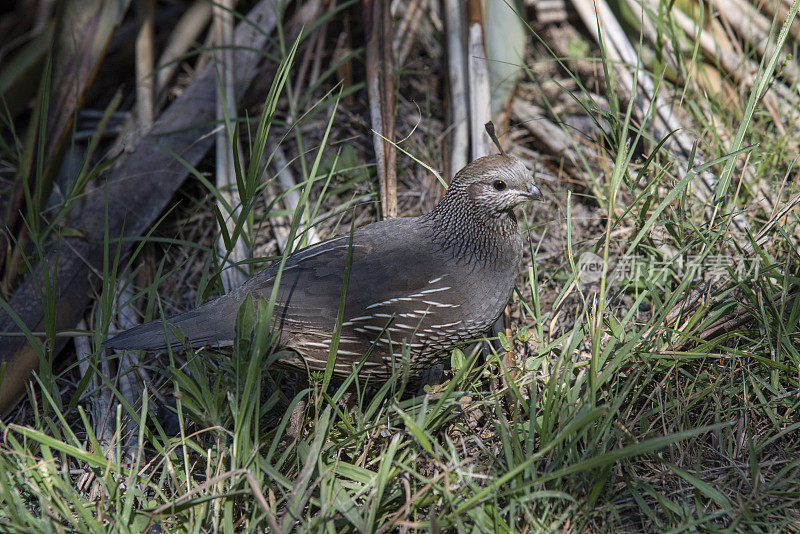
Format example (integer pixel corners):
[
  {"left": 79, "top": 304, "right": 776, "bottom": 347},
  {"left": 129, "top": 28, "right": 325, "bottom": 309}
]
[
  {"left": 214, "top": 0, "right": 249, "bottom": 292},
  {"left": 365, "top": 0, "right": 398, "bottom": 218},
  {"left": 135, "top": 0, "right": 155, "bottom": 129},
  {"left": 444, "top": 0, "right": 469, "bottom": 177},
  {"left": 155, "top": 2, "right": 213, "bottom": 108},
  {"left": 710, "top": 0, "right": 800, "bottom": 90},
  {"left": 467, "top": 0, "right": 491, "bottom": 159},
  {"left": 334, "top": 20, "right": 355, "bottom": 106}
]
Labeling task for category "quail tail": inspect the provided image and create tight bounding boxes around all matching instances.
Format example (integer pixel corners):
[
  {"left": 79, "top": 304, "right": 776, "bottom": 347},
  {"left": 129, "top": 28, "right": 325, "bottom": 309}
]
[{"left": 103, "top": 299, "right": 237, "bottom": 352}]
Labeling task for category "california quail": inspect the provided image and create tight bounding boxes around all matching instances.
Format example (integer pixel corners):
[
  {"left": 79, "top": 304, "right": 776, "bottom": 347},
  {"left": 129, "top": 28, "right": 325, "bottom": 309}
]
[{"left": 104, "top": 148, "right": 543, "bottom": 379}]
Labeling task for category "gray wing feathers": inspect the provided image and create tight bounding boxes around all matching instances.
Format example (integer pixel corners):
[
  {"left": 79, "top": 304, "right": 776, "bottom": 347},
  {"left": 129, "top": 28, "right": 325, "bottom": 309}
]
[{"left": 247, "top": 218, "right": 439, "bottom": 330}]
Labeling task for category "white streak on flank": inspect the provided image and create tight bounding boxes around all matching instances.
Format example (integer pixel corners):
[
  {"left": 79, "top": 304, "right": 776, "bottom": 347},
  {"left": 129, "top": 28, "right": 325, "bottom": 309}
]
[
  {"left": 354, "top": 327, "right": 368, "bottom": 334},
  {"left": 367, "top": 295, "right": 416, "bottom": 309},
  {"left": 399, "top": 313, "right": 418, "bottom": 318},
  {"left": 393, "top": 323, "right": 413, "bottom": 329},
  {"left": 432, "top": 321, "right": 461, "bottom": 328},
  {"left": 336, "top": 349, "right": 362, "bottom": 356},
  {"left": 349, "top": 315, "right": 372, "bottom": 322},
  {"left": 419, "top": 286, "right": 450, "bottom": 294},
  {"left": 363, "top": 325, "right": 384, "bottom": 331},
  {"left": 341, "top": 321, "right": 353, "bottom": 327},
  {"left": 373, "top": 313, "right": 393, "bottom": 318},
  {"left": 413, "top": 309, "right": 431, "bottom": 315},
  {"left": 422, "top": 300, "right": 459, "bottom": 308},
  {"left": 302, "top": 336, "right": 360, "bottom": 348},
  {"left": 428, "top": 276, "right": 444, "bottom": 284}
]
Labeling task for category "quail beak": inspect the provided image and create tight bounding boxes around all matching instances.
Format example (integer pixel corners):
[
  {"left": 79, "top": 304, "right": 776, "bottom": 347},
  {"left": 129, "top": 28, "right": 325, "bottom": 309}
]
[{"left": 525, "top": 183, "right": 544, "bottom": 201}]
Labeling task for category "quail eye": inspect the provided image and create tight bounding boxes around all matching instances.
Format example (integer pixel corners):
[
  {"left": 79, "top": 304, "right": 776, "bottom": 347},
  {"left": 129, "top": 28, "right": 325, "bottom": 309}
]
[{"left": 493, "top": 180, "right": 507, "bottom": 191}]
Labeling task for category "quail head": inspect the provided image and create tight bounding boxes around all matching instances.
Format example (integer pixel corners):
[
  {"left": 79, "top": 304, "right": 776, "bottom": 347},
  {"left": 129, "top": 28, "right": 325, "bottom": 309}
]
[{"left": 104, "top": 149, "right": 543, "bottom": 379}]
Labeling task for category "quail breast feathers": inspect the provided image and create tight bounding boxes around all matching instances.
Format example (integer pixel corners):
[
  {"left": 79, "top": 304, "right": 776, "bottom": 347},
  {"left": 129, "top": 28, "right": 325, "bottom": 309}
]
[{"left": 103, "top": 154, "right": 542, "bottom": 379}]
